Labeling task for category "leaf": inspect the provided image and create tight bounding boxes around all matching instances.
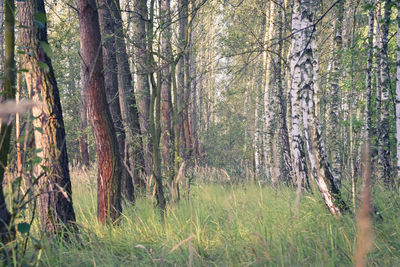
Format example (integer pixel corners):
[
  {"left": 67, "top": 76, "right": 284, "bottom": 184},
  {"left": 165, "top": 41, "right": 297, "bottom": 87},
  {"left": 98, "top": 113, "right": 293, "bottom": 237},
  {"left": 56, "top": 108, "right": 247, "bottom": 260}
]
[
  {"left": 40, "top": 41, "right": 53, "bottom": 58},
  {"left": 37, "top": 61, "right": 49, "bottom": 72},
  {"left": 17, "top": 222, "right": 30, "bottom": 234},
  {"left": 41, "top": 165, "right": 50, "bottom": 172},
  {"left": 31, "top": 155, "right": 42, "bottom": 165},
  {"left": 34, "top": 12, "right": 47, "bottom": 29},
  {"left": 12, "top": 177, "right": 22, "bottom": 187},
  {"left": 34, "top": 126, "right": 43, "bottom": 134}
]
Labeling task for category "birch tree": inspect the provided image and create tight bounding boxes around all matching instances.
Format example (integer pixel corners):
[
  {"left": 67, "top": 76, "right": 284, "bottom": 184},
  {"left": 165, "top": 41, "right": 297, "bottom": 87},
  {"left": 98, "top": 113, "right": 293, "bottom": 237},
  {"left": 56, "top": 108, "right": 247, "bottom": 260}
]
[
  {"left": 290, "top": 0, "right": 348, "bottom": 215},
  {"left": 327, "top": 0, "right": 345, "bottom": 186},
  {"left": 290, "top": 0, "right": 310, "bottom": 190}
]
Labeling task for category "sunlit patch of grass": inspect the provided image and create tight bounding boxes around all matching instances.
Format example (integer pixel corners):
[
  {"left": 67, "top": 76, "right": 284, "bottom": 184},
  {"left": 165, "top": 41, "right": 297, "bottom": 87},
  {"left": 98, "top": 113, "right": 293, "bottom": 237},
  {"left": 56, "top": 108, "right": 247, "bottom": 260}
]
[{"left": 31, "top": 168, "right": 400, "bottom": 266}]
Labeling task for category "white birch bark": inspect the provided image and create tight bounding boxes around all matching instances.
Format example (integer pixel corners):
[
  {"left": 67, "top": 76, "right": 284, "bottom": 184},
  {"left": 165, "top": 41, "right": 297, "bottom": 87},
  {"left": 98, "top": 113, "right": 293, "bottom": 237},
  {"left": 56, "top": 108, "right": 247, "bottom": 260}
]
[
  {"left": 327, "top": 0, "right": 344, "bottom": 186},
  {"left": 254, "top": 88, "right": 261, "bottom": 179},
  {"left": 291, "top": 0, "right": 348, "bottom": 215},
  {"left": 290, "top": 0, "right": 310, "bottom": 189},
  {"left": 263, "top": 0, "right": 275, "bottom": 181}
]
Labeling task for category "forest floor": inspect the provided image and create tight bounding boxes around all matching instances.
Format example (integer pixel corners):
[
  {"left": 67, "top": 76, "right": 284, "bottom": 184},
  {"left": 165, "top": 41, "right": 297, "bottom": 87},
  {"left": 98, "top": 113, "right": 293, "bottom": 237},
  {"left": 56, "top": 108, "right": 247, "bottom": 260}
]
[{"left": 26, "top": 168, "right": 400, "bottom": 266}]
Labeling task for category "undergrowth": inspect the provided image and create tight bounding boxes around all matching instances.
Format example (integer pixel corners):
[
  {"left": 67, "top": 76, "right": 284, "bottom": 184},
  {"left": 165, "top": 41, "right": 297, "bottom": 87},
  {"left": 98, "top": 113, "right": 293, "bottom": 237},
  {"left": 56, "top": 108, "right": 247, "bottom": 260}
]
[{"left": 21, "top": 168, "right": 400, "bottom": 266}]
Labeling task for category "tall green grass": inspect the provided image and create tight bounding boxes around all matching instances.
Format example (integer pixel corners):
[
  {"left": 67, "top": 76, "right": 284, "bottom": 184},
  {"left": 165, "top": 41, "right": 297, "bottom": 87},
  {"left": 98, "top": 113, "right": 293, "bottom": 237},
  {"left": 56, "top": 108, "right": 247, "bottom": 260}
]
[{"left": 28, "top": 168, "right": 400, "bottom": 266}]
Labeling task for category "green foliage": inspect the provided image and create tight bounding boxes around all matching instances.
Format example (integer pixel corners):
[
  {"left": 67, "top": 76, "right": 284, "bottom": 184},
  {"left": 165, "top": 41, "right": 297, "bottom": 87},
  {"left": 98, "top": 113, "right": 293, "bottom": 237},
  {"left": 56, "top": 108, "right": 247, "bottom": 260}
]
[{"left": 34, "top": 12, "right": 47, "bottom": 29}]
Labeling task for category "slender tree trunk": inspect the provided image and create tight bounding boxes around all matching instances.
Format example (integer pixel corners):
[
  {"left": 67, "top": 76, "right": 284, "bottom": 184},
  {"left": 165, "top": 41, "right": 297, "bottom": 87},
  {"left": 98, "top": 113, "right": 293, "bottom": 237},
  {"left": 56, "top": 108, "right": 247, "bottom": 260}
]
[
  {"left": 147, "top": 0, "right": 166, "bottom": 212},
  {"left": 18, "top": 0, "right": 76, "bottom": 233},
  {"left": 77, "top": 0, "right": 122, "bottom": 223},
  {"left": 178, "top": 0, "right": 188, "bottom": 160},
  {"left": 0, "top": 0, "right": 4, "bottom": 94},
  {"left": 374, "top": 3, "right": 382, "bottom": 174},
  {"left": 365, "top": 0, "right": 374, "bottom": 209},
  {"left": 98, "top": 0, "right": 132, "bottom": 200},
  {"left": 290, "top": 0, "right": 310, "bottom": 190},
  {"left": 379, "top": 0, "right": 392, "bottom": 186},
  {"left": 189, "top": 6, "right": 198, "bottom": 161},
  {"left": 160, "top": 0, "right": 174, "bottom": 184},
  {"left": 183, "top": 0, "right": 192, "bottom": 161},
  {"left": 276, "top": 0, "right": 295, "bottom": 184},
  {"left": 112, "top": 0, "right": 144, "bottom": 198},
  {"left": 79, "top": 66, "right": 90, "bottom": 167},
  {"left": 291, "top": 0, "right": 347, "bottom": 216},
  {"left": 16, "top": 70, "right": 23, "bottom": 177},
  {"left": 327, "top": 0, "right": 345, "bottom": 187},
  {"left": 133, "top": 0, "right": 153, "bottom": 178},
  {"left": 262, "top": 0, "right": 275, "bottom": 181},
  {"left": 98, "top": 0, "right": 136, "bottom": 202},
  {"left": 254, "top": 78, "right": 261, "bottom": 179},
  {"left": 0, "top": 0, "right": 15, "bottom": 242}
]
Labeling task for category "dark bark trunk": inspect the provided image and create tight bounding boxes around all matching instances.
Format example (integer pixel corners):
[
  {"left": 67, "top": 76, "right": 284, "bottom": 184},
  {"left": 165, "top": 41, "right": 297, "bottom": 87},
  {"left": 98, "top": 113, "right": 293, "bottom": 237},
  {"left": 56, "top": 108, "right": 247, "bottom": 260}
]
[
  {"left": 77, "top": 0, "right": 122, "bottom": 223},
  {"left": 178, "top": 0, "right": 188, "bottom": 160},
  {"left": 148, "top": 0, "right": 166, "bottom": 213},
  {"left": 379, "top": 0, "right": 393, "bottom": 186},
  {"left": 276, "top": 0, "right": 295, "bottom": 185},
  {"left": 98, "top": 0, "right": 131, "bottom": 200},
  {"left": 111, "top": 0, "right": 144, "bottom": 199},
  {"left": 133, "top": 0, "right": 153, "bottom": 178},
  {"left": 189, "top": 5, "right": 198, "bottom": 160},
  {"left": 18, "top": 0, "right": 76, "bottom": 233},
  {"left": 160, "top": 0, "right": 174, "bottom": 182},
  {"left": 0, "top": 0, "right": 15, "bottom": 242}
]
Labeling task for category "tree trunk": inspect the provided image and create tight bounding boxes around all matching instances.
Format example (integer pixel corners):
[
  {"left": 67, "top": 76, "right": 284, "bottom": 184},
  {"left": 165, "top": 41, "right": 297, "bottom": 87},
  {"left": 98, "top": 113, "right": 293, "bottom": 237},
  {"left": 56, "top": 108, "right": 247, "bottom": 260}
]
[
  {"left": 178, "top": 0, "right": 189, "bottom": 160},
  {"left": 189, "top": 6, "right": 198, "bottom": 161},
  {"left": 373, "top": 3, "right": 382, "bottom": 174},
  {"left": 133, "top": 0, "right": 153, "bottom": 178},
  {"left": 276, "top": 0, "right": 295, "bottom": 184},
  {"left": 0, "top": 0, "right": 15, "bottom": 242},
  {"left": 77, "top": 0, "right": 122, "bottom": 223},
  {"left": 379, "top": 0, "right": 392, "bottom": 186},
  {"left": 79, "top": 66, "right": 90, "bottom": 167},
  {"left": 183, "top": 0, "right": 192, "bottom": 161},
  {"left": 98, "top": 0, "right": 132, "bottom": 201},
  {"left": 263, "top": 0, "right": 275, "bottom": 181},
  {"left": 0, "top": 0, "right": 4, "bottom": 94},
  {"left": 18, "top": 0, "right": 76, "bottom": 233},
  {"left": 290, "top": 0, "right": 310, "bottom": 190},
  {"left": 112, "top": 0, "right": 144, "bottom": 198},
  {"left": 327, "top": 0, "right": 345, "bottom": 187},
  {"left": 291, "top": 0, "right": 347, "bottom": 216},
  {"left": 160, "top": 0, "right": 174, "bottom": 183}
]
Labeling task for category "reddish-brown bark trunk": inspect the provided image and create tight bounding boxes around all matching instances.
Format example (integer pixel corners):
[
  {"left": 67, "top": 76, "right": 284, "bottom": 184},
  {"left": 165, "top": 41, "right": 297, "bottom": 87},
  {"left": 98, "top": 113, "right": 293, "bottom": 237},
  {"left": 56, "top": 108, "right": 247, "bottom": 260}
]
[{"left": 77, "top": 0, "right": 122, "bottom": 223}]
